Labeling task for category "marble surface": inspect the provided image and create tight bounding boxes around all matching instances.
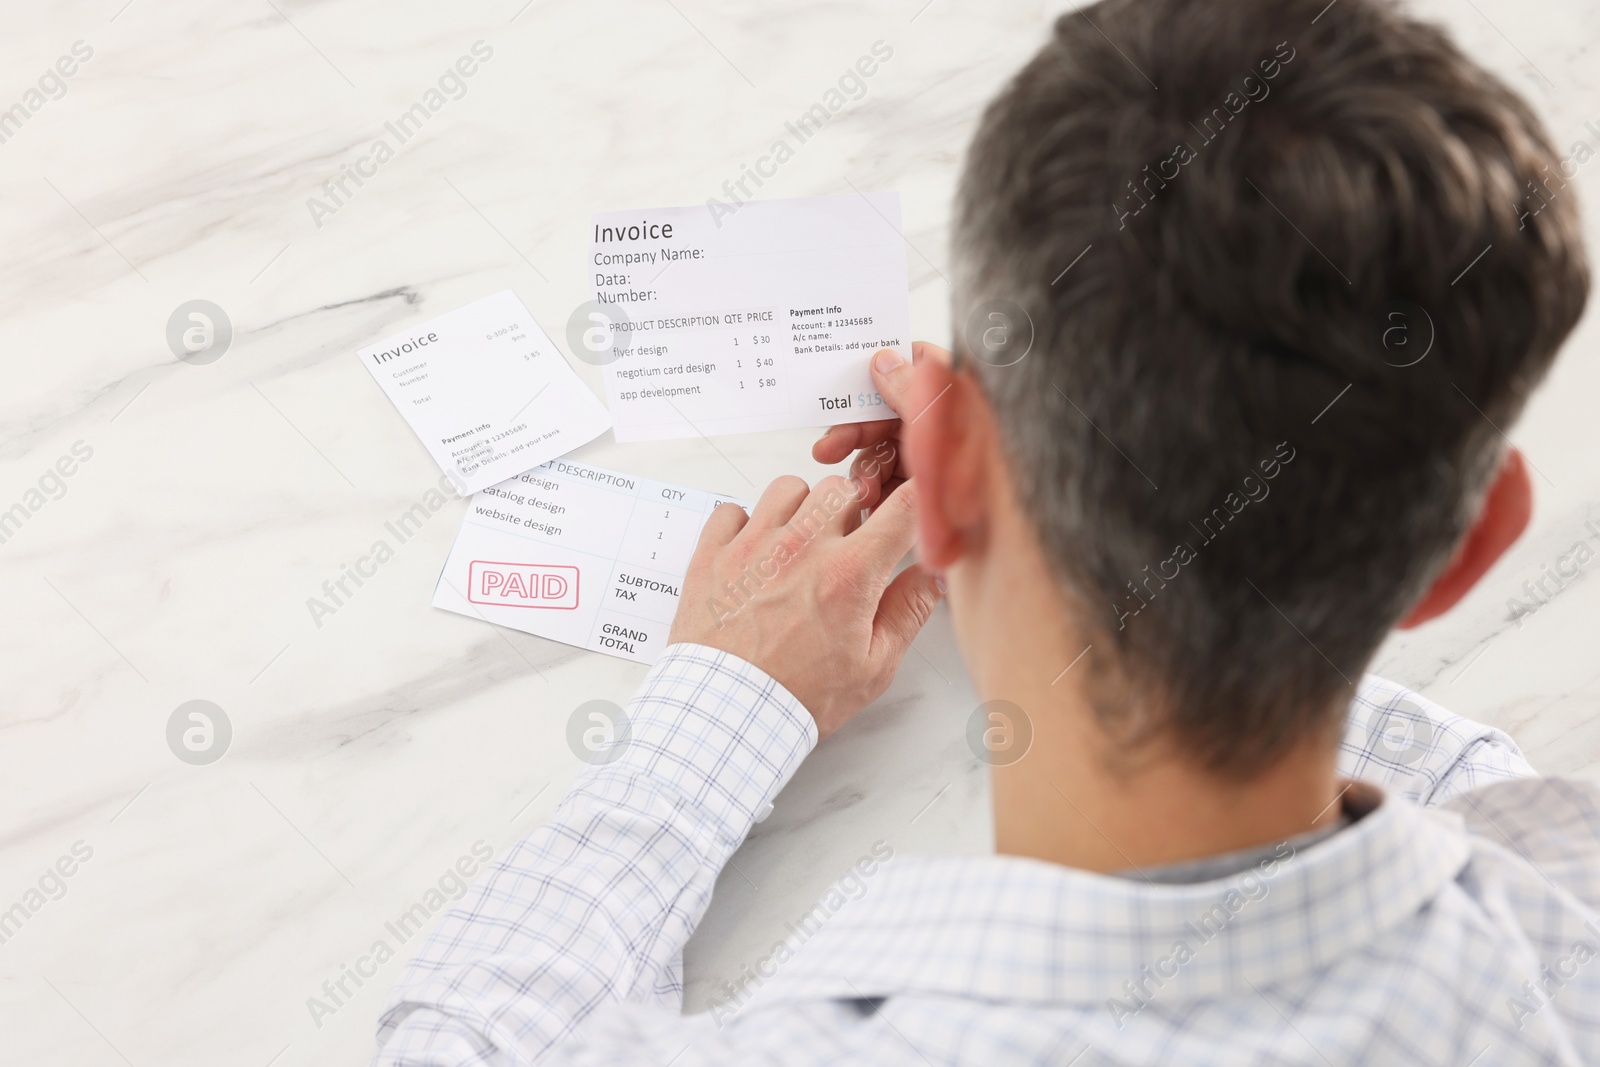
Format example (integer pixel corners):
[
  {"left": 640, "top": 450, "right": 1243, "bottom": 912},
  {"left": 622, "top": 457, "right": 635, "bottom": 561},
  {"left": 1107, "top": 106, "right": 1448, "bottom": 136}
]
[{"left": 0, "top": 0, "right": 1596, "bottom": 1063}]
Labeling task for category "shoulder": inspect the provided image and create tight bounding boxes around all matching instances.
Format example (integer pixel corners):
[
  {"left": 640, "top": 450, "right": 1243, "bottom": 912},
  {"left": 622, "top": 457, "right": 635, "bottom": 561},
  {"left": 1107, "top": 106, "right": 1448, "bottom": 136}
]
[{"left": 1445, "top": 776, "right": 1600, "bottom": 906}]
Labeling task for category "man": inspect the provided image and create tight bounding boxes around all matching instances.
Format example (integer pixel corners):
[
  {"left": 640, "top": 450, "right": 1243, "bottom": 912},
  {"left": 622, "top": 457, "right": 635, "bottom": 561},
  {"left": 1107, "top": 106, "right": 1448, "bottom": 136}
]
[{"left": 373, "top": 0, "right": 1600, "bottom": 1062}]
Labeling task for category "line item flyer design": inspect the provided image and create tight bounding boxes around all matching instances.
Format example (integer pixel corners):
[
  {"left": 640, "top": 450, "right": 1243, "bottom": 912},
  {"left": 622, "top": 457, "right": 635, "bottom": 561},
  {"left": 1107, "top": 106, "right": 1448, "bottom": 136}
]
[{"left": 588, "top": 192, "right": 912, "bottom": 442}]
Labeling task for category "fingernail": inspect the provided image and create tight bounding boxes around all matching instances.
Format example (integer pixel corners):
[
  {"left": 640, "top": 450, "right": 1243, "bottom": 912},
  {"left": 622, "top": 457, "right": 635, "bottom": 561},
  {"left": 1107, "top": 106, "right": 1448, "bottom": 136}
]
[
  {"left": 850, "top": 474, "right": 868, "bottom": 501},
  {"left": 934, "top": 572, "right": 947, "bottom": 595},
  {"left": 874, "top": 349, "right": 904, "bottom": 374},
  {"left": 815, "top": 426, "right": 833, "bottom": 445}
]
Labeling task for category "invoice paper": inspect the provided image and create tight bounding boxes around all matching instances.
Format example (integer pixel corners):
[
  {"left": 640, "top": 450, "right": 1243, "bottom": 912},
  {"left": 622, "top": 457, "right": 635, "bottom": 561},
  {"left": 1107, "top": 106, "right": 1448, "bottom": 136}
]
[
  {"left": 432, "top": 459, "right": 749, "bottom": 664},
  {"left": 589, "top": 192, "right": 910, "bottom": 442},
  {"left": 358, "top": 290, "right": 611, "bottom": 493}
]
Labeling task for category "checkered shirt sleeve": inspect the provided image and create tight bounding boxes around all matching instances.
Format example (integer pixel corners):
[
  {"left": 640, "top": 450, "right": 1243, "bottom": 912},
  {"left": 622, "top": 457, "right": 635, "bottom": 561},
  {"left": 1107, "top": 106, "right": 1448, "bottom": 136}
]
[
  {"left": 371, "top": 643, "right": 816, "bottom": 1066},
  {"left": 1339, "top": 674, "right": 1536, "bottom": 805}
]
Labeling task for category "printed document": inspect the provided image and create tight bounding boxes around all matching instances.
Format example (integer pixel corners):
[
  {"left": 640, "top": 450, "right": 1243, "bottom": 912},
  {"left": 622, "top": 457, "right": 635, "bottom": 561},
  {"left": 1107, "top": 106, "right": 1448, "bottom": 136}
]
[
  {"left": 358, "top": 290, "right": 611, "bottom": 493},
  {"left": 432, "top": 459, "right": 748, "bottom": 663},
  {"left": 588, "top": 193, "right": 911, "bottom": 442}
]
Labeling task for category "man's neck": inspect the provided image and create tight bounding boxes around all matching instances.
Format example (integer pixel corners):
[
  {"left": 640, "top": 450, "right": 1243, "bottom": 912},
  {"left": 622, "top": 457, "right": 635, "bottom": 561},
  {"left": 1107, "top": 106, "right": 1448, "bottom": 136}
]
[
  {"left": 950, "top": 490, "right": 1347, "bottom": 873},
  {"left": 990, "top": 713, "right": 1344, "bottom": 872}
]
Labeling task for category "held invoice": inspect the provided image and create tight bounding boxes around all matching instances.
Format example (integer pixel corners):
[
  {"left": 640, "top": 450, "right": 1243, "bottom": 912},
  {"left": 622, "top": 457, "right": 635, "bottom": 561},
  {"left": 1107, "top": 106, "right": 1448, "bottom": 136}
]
[{"left": 590, "top": 192, "right": 912, "bottom": 442}]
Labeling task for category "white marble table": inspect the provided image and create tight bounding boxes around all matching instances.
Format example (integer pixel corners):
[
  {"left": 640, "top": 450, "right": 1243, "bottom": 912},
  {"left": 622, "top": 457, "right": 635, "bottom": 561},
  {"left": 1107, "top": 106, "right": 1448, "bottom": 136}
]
[{"left": 1, "top": 0, "right": 1595, "bottom": 1063}]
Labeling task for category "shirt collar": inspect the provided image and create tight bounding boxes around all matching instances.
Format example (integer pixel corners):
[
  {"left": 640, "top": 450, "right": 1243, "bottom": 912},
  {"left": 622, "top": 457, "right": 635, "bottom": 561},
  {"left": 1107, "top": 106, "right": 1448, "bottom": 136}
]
[{"left": 755, "top": 783, "right": 1471, "bottom": 1008}]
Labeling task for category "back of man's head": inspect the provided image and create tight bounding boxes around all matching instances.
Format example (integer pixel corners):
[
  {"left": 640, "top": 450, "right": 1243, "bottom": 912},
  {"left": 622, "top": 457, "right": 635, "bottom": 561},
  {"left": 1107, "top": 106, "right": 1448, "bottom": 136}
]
[{"left": 953, "top": 0, "right": 1588, "bottom": 774}]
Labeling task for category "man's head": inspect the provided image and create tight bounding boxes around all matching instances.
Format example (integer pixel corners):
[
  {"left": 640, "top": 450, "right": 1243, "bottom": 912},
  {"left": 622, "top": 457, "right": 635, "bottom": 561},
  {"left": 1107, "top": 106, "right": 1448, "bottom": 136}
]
[{"left": 909, "top": 0, "right": 1588, "bottom": 775}]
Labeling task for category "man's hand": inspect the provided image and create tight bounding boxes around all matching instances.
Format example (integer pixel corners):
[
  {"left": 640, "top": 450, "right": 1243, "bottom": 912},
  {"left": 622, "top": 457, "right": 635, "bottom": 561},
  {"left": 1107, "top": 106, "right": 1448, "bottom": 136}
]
[
  {"left": 811, "top": 341, "right": 950, "bottom": 510},
  {"left": 669, "top": 474, "right": 942, "bottom": 738}
]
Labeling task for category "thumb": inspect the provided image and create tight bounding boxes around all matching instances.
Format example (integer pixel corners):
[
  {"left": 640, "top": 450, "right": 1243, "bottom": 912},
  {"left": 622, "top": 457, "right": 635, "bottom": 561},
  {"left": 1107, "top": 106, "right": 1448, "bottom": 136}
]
[
  {"left": 870, "top": 347, "right": 916, "bottom": 419},
  {"left": 871, "top": 565, "right": 944, "bottom": 667}
]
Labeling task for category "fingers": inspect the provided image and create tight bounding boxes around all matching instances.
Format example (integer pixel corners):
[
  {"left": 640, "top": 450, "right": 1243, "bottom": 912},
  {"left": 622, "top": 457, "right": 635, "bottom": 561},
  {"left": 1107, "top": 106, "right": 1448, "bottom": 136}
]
[
  {"left": 684, "top": 501, "right": 749, "bottom": 589},
  {"left": 847, "top": 477, "right": 921, "bottom": 583},
  {"left": 811, "top": 342, "right": 935, "bottom": 464},
  {"left": 812, "top": 418, "right": 899, "bottom": 465},
  {"left": 697, "top": 501, "right": 749, "bottom": 550},
  {"left": 870, "top": 564, "right": 944, "bottom": 667},
  {"left": 849, "top": 440, "right": 910, "bottom": 510},
  {"left": 745, "top": 475, "right": 811, "bottom": 535},
  {"left": 788, "top": 475, "right": 865, "bottom": 539},
  {"left": 876, "top": 475, "right": 909, "bottom": 508},
  {"left": 868, "top": 346, "right": 918, "bottom": 417}
]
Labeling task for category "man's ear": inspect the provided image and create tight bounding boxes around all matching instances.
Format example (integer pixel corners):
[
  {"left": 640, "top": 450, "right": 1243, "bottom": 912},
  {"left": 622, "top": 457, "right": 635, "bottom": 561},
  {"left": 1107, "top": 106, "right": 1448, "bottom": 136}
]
[
  {"left": 1399, "top": 448, "right": 1532, "bottom": 629},
  {"left": 905, "top": 359, "right": 997, "bottom": 571}
]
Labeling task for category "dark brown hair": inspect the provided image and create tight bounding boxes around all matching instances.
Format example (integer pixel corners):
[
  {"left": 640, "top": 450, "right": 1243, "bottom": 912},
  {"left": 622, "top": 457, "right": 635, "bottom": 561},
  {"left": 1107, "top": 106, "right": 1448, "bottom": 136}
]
[{"left": 954, "top": 0, "right": 1588, "bottom": 774}]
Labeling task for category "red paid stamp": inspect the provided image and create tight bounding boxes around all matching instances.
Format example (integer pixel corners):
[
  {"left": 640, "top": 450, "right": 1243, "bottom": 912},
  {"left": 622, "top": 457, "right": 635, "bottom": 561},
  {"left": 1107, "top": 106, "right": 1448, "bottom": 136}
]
[{"left": 467, "top": 561, "right": 580, "bottom": 610}]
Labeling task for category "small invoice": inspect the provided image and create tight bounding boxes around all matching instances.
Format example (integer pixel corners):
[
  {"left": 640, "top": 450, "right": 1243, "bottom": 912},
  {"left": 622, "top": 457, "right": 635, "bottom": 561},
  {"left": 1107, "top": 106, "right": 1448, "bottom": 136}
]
[
  {"left": 589, "top": 192, "right": 911, "bottom": 442},
  {"left": 357, "top": 290, "right": 611, "bottom": 493},
  {"left": 431, "top": 459, "right": 748, "bottom": 664}
]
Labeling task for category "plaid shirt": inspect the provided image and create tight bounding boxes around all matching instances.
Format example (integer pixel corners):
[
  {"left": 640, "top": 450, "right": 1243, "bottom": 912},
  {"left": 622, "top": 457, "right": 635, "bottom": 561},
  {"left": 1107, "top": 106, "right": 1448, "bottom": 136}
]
[{"left": 373, "top": 645, "right": 1600, "bottom": 1066}]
